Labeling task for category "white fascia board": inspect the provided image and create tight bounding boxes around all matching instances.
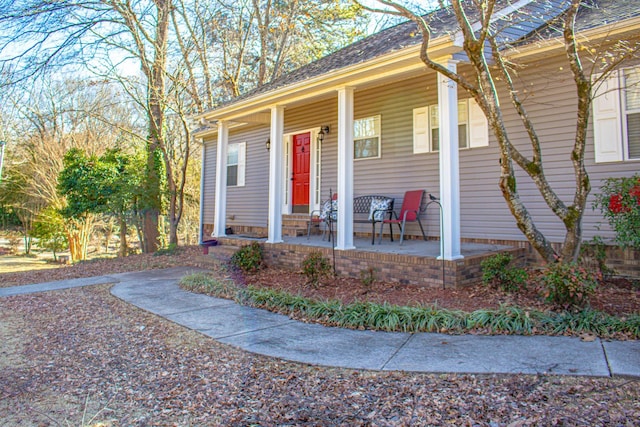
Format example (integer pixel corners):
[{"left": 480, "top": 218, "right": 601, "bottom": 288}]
[{"left": 192, "top": 117, "right": 262, "bottom": 140}]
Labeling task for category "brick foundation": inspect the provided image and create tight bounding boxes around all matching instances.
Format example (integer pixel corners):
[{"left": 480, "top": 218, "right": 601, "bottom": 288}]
[
  {"left": 213, "top": 237, "right": 525, "bottom": 289},
  {"left": 204, "top": 227, "right": 639, "bottom": 280}
]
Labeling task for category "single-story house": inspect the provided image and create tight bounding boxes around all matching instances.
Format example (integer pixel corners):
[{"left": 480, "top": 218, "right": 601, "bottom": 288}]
[{"left": 195, "top": 0, "right": 639, "bottom": 284}]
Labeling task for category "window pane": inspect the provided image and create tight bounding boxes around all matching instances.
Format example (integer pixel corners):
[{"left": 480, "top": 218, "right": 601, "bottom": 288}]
[
  {"left": 227, "top": 165, "right": 238, "bottom": 186},
  {"left": 355, "top": 137, "right": 379, "bottom": 159},
  {"left": 227, "top": 144, "right": 238, "bottom": 165},
  {"left": 458, "top": 124, "right": 468, "bottom": 148},
  {"left": 354, "top": 117, "right": 378, "bottom": 138},
  {"left": 430, "top": 105, "right": 439, "bottom": 128},
  {"left": 628, "top": 112, "right": 640, "bottom": 159},
  {"left": 625, "top": 68, "right": 640, "bottom": 110},
  {"left": 431, "top": 129, "right": 439, "bottom": 151},
  {"left": 458, "top": 100, "right": 468, "bottom": 122}
]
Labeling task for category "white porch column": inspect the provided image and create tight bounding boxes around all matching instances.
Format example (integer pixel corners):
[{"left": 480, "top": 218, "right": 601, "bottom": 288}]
[
  {"left": 437, "top": 61, "right": 463, "bottom": 260},
  {"left": 336, "top": 87, "right": 355, "bottom": 250},
  {"left": 213, "top": 120, "right": 229, "bottom": 237},
  {"left": 267, "top": 105, "right": 284, "bottom": 243}
]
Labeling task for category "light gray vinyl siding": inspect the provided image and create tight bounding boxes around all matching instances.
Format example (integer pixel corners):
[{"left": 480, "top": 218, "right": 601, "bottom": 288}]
[
  {"left": 201, "top": 139, "right": 217, "bottom": 225},
  {"left": 201, "top": 54, "right": 638, "bottom": 244},
  {"left": 226, "top": 126, "right": 270, "bottom": 228},
  {"left": 202, "top": 126, "right": 270, "bottom": 230}
]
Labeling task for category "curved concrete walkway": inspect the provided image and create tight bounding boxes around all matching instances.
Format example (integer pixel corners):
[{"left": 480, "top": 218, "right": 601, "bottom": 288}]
[{"left": 2, "top": 267, "right": 639, "bottom": 378}]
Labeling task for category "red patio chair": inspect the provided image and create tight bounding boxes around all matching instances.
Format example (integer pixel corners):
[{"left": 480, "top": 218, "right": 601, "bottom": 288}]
[{"left": 378, "top": 189, "right": 427, "bottom": 245}]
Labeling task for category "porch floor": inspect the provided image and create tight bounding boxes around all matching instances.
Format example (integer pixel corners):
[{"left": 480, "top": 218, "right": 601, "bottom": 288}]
[
  {"left": 285, "top": 235, "right": 512, "bottom": 258},
  {"left": 226, "top": 234, "right": 513, "bottom": 259}
]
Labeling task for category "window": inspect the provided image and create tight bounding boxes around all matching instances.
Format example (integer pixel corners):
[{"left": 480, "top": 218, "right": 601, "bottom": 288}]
[
  {"left": 413, "top": 99, "right": 488, "bottom": 154},
  {"left": 624, "top": 68, "right": 640, "bottom": 159},
  {"left": 593, "top": 66, "right": 640, "bottom": 162},
  {"left": 226, "top": 142, "right": 245, "bottom": 187},
  {"left": 354, "top": 115, "right": 381, "bottom": 159}
]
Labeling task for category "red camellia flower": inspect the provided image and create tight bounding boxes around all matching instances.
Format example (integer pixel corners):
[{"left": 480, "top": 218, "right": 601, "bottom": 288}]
[{"left": 608, "top": 193, "right": 628, "bottom": 214}]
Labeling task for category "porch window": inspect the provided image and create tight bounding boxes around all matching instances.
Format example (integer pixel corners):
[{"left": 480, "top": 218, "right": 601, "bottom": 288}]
[
  {"left": 593, "top": 66, "right": 640, "bottom": 162},
  {"left": 227, "top": 142, "right": 246, "bottom": 187},
  {"left": 413, "top": 99, "right": 488, "bottom": 154},
  {"left": 354, "top": 115, "right": 381, "bottom": 159}
]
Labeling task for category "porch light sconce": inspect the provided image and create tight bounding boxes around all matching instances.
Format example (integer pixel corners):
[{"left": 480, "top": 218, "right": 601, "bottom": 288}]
[
  {"left": 317, "top": 126, "right": 330, "bottom": 144},
  {"left": 265, "top": 138, "right": 271, "bottom": 151}
]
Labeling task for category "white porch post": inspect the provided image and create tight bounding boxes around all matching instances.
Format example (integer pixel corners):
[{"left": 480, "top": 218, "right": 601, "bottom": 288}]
[
  {"left": 267, "top": 105, "right": 284, "bottom": 243},
  {"left": 213, "top": 120, "right": 229, "bottom": 237},
  {"left": 336, "top": 87, "right": 355, "bottom": 250},
  {"left": 438, "top": 61, "right": 463, "bottom": 260}
]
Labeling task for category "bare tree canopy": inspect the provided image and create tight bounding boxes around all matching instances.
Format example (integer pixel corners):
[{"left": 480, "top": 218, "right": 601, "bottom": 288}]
[{"left": 0, "top": 0, "right": 367, "bottom": 250}]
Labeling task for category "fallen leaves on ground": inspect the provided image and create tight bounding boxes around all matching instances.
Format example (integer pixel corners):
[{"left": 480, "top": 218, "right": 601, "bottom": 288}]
[
  {"left": 1, "top": 283, "right": 639, "bottom": 425},
  {"left": 0, "top": 246, "right": 209, "bottom": 288}
]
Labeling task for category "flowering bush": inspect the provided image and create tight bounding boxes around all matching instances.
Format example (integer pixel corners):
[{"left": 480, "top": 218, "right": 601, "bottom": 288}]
[
  {"left": 594, "top": 174, "right": 640, "bottom": 249},
  {"left": 539, "top": 260, "right": 601, "bottom": 309}
]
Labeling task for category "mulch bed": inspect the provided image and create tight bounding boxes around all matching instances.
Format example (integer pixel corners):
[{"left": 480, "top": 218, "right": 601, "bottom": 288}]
[{"left": 241, "top": 268, "right": 640, "bottom": 317}]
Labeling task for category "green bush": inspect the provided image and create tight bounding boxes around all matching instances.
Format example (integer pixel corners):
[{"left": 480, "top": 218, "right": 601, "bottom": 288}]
[
  {"left": 480, "top": 253, "right": 528, "bottom": 292},
  {"left": 539, "top": 260, "right": 600, "bottom": 309},
  {"left": 154, "top": 243, "right": 179, "bottom": 256},
  {"left": 359, "top": 266, "right": 376, "bottom": 287},
  {"left": 180, "top": 272, "right": 237, "bottom": 299},
  {"left": 579, "top": 235, "right": 614, "bottom": 278},
  {"left": 230, "top": 241, "right": 265, "bottom": 273},
  {"left": 301, "top": 251, "right": 332, "bottom": 287}
]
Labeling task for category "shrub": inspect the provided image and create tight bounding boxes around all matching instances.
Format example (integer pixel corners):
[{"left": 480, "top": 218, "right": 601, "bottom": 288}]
[
  {"left": 180, "top": 272, "right": 237, "bottom": 299},
  {"left": 154, "top": 243, "right": 179, "bottom": 256},
  {"left": 230, "top": 241, "right": 264, "bottom": 273},
  {"left": 593, "top": 174, "right": 640, "bottom": 249},
  {"left": 579, "top": 236, "right": 614, "bottom": 278},
  {"left": 480, "top": 253, "right": 528, "bottom": 292},
  {"left": 360, "top": 266, "right": 376, "bottom": 287},
  {"left": 301, "top": 251, "right": 332, "bottom": 287},
  {"left": 539, "top": 260, "right": 601, "bottom": 309}
]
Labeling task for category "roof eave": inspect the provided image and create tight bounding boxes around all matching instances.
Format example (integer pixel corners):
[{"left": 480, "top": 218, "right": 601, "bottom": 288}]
[
  {"left": 508, "top": 15, "right": 640, "bottom": 59},
  {"left": 196, "top": 34, "right": 459, "bottom": 123}
]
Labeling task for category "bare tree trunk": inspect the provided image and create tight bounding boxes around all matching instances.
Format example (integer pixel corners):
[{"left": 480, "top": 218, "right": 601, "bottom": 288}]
[{"left": 118, "top": 216, "right": 128, "bottom": 257}]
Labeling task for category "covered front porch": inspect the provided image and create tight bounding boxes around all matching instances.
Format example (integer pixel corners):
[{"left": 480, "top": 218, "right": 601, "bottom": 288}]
[{"left": 211, "top": 234, "right": 522, "bottom": 289}]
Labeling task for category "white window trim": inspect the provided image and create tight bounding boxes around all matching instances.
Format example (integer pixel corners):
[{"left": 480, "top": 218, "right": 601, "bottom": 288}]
[
  {"left": 413, "top": 99, "right": 488, "bottom": 154},
  {"left": 354, "top": 115, "right": 381, "bottom": 160},
  {"left": 592, "top": 66, "right": 640, "bottom": 163},
  {"left": 227, "top": 142, "right": 246, "bottom": 187}
]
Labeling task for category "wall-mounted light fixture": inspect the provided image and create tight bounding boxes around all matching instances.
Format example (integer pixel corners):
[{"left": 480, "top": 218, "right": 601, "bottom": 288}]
[
  {"left": 317, "top": 125, "right": 330, "bottom": 144},
  {"left": 265, "top": 138, "right": 271, "bottom": 151}
]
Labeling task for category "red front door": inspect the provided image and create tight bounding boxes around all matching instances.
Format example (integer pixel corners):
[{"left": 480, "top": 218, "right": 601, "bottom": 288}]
[{"left": 292, "top": 132, "right": 311, "bottom": 211}]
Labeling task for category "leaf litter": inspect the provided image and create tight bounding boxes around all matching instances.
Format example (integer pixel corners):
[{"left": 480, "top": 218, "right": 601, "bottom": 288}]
[{"left": 0, "top": 246, "right": 639, "bottom": 425}]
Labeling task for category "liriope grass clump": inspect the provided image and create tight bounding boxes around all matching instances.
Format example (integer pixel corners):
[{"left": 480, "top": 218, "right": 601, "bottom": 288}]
[
  {"left": 179, "top": 272, "right": 640, "bottom": 339},
  {"left": 180, "top": 272, "right": 238, "bottom": 300}
]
